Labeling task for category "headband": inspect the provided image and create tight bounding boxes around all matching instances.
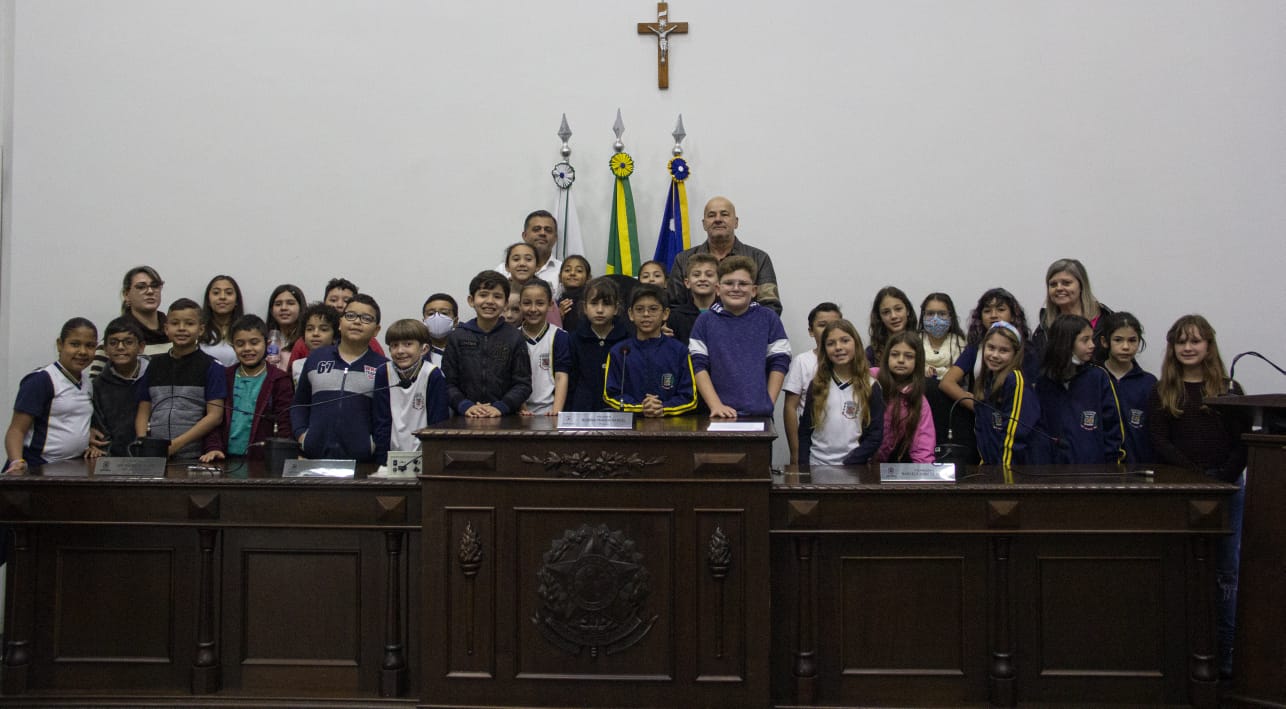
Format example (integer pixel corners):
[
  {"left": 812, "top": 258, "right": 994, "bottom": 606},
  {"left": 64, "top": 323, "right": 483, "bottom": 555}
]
[{"left": 988, "top": 320, "right": 1022, "bottom": 345}]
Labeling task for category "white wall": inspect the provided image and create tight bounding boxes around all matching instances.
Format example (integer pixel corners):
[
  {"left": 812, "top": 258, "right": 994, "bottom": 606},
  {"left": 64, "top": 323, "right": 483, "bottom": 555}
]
[{"left": 2, "top": 1, "right": 1284, "bottom": 462}]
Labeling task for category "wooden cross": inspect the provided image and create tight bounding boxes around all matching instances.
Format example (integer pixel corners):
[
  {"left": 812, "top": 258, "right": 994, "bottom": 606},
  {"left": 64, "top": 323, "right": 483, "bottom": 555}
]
[{"left": 637, "top": 2, "right": 688, "bottom": 89}]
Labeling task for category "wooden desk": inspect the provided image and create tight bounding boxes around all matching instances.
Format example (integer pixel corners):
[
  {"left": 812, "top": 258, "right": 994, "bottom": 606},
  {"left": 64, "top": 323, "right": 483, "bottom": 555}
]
[
  {"left": 0, "top": 459, "right": 418, "bottom": 706},
  {"left": 771, "top": 465, "right": 1237, "bottom": 709},
  {"left": 418, "top": 415, "right": 774, "bottom": 709}
]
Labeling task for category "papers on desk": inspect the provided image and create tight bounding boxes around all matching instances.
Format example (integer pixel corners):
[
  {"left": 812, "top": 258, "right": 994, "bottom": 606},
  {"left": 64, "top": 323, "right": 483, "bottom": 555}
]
[
  {"left": 282, "top": 459, "right": 357, "bottom": 478},
  {"left": 707, "top": 422, "right": 765, "bottom": 432}
]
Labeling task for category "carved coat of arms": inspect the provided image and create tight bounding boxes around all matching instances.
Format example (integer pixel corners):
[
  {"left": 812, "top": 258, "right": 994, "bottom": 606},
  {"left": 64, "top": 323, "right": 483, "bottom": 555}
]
[{"left": 532, "top": 523, "right": 657, "bottom": 657}]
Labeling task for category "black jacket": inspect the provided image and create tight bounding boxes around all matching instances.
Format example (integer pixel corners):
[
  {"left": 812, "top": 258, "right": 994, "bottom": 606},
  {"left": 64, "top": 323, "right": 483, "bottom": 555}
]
[{"left": 442, "top": 319, "right": 532, "bottom": 415}]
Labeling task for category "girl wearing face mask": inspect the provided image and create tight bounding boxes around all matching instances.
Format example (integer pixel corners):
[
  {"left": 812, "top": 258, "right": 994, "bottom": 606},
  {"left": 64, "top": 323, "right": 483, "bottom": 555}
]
[
  {"left": 421, "top": 293, "right": 458, "bottom": 367},
  {"left": 1032, "top": 314, "right": 1124, "bottom": 464},
  {"left": 918, "top": 293, "right": 965, "bottom": 379}
]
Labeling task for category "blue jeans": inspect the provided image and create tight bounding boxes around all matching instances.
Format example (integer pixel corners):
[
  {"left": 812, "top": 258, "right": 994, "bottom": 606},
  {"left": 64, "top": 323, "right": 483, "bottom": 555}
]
[{"left": 1213, "top": 470, "right": 1245, "bottom": 678}]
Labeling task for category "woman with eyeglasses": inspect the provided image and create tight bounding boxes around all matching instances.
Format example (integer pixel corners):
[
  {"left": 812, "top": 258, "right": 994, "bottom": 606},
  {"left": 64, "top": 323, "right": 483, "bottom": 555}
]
[{"left": 88, "top": 266, "right": 171, "bottom": 380}]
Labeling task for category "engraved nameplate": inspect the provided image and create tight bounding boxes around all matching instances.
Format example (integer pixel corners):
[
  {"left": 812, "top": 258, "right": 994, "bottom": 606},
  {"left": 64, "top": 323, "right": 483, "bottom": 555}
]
[
  {"left": 94, "top": 457, "right": 167, "bottom": 477},
  {"left": 879, "top": 463, "right": 956, "bottom": 482},
  {"left": 282, "top": 459, "right": 357, "bottom": 478},
  {"left": 557, "top": 411, "right": 635, "bottom": 430}
]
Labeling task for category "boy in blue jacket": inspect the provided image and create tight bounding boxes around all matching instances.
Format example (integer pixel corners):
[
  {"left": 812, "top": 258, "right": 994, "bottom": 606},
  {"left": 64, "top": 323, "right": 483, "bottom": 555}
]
[
  {"left": 604, "top": 285, "right": 696, "bottom": 416},
  {"left": 292, "top": 294, "right": 391, "bottom": 463}
]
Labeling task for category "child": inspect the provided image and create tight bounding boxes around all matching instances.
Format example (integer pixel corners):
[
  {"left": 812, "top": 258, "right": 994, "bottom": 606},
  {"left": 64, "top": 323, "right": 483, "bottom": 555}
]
[
  {"left": 1098, "top": 311, "right": 1156, "bottom": 463},
  {"left": 557, "top": 254, "right": 591, "bottom": 333},
  {"left": 377, "top": 318, "right": 449, "bottom": 452},
  {"left": 568, "top": 277, "right": 631, "bottom": 412},
  {"left": 866, "top": 286, "right": 917, "bottom": 365},
  {"left": 506, "top": 242, "right": 561, "bottom": 327},
  {"left": 287, "top": 278, "right": 383, "bottom": 365},
  {"left": 971, "top": 322, "right": 1040, "bottom": 467},
  {"left": 503, "top": 291, "right": 523, "bottom": 327},
  {"left": 264, "top": 284, "right": 306, "bottom": 372},
  {"left": 135, "top": 299, "right": 227, "bottom": 460},
  {"left": 919, "top": 292, "right": 966, "bottom": 379},
  {"left": 518, "top": 280, "right": 572, "bottom": 416},
  {"left": 421, "top": 292, "right": 458, "bottom": 367},
  {"left": 875, "top": 331, "right": 936, "bottom": 463},
  {"left": 91, "top": 317, "right": 148, "bottom": 457},
  {"left": 666, "top": 253, "right": 719, "bottom": 346},
  {"left": 1147, "top": 314, "right": 1249, "bottom": 678},
  {"left": 291, "top": 294, "right": 391, "bottom": 462},
  {"left": 689, "top": 256, "right": 792, "bottom": 418},
  {"left": 4, "top": 318, "right": 98, "bottom": 473},
  {"left": 443, "top": 270, "right": 532, "bottom": 417},
  {"left": 292, "top": 302, "right": 340, "bottom": 387},
  {"left": 939, "top": 287, "right": 1036, "bottom": 412},
  {"left": 1033, "top": 314, "right": 1124, "bottom": 464},
  {"left": 796, "top": 319, "right": 884, "bottom": 465},
  {"left": 637, "top": 260, "right": 667, "bottom": 286},
  {"left": 782, "top": 302, "right": 843, "bottom": 465},
  {"left": 200, "top": 315, "right": 294, "bottom": 461},
  {"left": 604, "top": 284, "right": 696, "bottom": 416},
  {"left": 199, "top": 274, "right": 244, "bottom": 366}
]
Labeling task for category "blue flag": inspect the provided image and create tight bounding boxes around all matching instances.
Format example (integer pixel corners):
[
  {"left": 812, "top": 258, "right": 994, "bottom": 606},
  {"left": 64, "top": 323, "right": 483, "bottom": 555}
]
[{"left": 652, "top": 157, "right": 691, "bottom": 270}]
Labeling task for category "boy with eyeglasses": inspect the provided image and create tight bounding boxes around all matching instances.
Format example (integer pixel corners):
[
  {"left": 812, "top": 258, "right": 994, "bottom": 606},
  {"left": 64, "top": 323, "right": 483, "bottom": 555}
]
[
  {"left": 291, "top": 293, "right": 391, "bottom": 463},
  {"left": 604, "top": 285, "right": 696, "bottom": 417},
  {"left": 689, "top": 256, "right": 792, "bottom": 418},
  {"left": 90, "top": 317, "right": 148, "bottom": 456}
]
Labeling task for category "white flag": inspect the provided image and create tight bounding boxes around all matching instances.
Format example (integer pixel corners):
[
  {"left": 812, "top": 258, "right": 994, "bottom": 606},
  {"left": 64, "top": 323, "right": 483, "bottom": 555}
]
[{"left": 554, "top": 185, "right": 584, "bottom": 262}]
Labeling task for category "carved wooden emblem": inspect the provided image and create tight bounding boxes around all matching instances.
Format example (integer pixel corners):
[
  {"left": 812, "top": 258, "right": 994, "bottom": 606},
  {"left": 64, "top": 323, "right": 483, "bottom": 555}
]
[
  {"left": 533, "top": 524, "right": 657, "bottom": 657},
  {"left": 520, "top": 451, "right": 665, "bottom": 478}
]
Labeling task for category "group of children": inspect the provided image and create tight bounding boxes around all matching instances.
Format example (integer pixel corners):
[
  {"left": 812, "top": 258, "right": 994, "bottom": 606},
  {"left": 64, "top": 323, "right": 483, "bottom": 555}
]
[{"left": 3, "top": 258, "right": 1249, "bottom": 479}]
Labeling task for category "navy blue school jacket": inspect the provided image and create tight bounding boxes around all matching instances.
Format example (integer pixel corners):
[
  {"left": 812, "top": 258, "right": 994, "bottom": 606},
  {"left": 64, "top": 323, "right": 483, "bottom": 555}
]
[
  {"left": 1033, "top": 364, "right": 1125, "bottom": 465},
  {"left": 1111, "top": 361, "right": 1157, "bottom": 464},
  {"left": 567, "top": 317, "right": 632, "bottom": 412},
  {"left": 974, "top": 370, "right": 1041, "bottom": 467}
]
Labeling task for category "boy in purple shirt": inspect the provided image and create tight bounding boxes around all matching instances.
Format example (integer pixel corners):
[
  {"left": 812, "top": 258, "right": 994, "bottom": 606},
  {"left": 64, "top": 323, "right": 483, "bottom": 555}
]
[{"left": 688, "top": 256, "right": 791, "bottom": 417}]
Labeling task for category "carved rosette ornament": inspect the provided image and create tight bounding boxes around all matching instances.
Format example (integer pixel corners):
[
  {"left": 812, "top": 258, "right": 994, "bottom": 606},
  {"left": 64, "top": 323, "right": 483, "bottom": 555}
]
[
  {"left": 520, "top": 451, "right": 665, "bottom": 478},
  {"left": 533, "top": 524, "right": 657, "bottom": 657}
]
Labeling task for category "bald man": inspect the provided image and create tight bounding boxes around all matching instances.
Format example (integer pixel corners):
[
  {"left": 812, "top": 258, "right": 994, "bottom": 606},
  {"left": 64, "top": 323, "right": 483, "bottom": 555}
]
[{"left": 666, "top": 196, "right": 782, "bottom": 314}]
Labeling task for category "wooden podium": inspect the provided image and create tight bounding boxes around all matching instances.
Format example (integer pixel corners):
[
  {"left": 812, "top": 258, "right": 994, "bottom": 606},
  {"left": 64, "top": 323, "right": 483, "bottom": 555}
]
[
  {"left": 418, "top": 416, "right": 773, "bottom": 709},
  {"left": 1207, "top": 394, "right": 1286, "bottom": 708}
]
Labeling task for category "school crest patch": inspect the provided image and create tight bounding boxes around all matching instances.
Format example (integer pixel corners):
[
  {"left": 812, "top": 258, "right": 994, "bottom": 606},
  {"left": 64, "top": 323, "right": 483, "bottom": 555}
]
[
  {"left": 413, "top": 393, "right": 425, "bottom": 410},
  {"left": 539, "top": 352, "right": 551, "bottom": 371},
  {"left": 365, "top": 365, "right": 377, "bottom": 380},
  {"left": 1080, "top": 410, "right": 1098, "bottom": 431},
  {"left": 842, "top": 400, "right": 858, "bottom": 420},
  {"left": 992, "top": 411, "right": 1005, "bottom": 430},
  {"left": 1128, "top": 409, "right": 1145, "bottom": 428},
  {"left": 660, "top": 373, "right": 674, "bottom": 390}
]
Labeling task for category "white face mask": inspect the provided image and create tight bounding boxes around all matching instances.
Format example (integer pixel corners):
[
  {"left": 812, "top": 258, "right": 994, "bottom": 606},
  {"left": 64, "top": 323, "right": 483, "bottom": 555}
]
[{"left": 423, "top": 312, "right": 454, "bottom": 339}]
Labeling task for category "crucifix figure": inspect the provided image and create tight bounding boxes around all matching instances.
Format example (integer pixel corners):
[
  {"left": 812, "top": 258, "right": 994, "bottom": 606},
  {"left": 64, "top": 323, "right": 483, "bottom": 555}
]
[{"left": 637, "top": 2, "right": 688, "bottom": 89}]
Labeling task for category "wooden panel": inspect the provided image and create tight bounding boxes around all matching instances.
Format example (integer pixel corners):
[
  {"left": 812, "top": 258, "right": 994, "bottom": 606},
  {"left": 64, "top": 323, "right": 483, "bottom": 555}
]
[
  {"left": 241, "top": 550, "right": 362, "bottom": 664},
  {"left": 446, "top": 508, "right": 495, "bottom": 678},
  {"left": 514, "top": 509, "right": 674, "bottom": 680},
  {"left": 838, "top": 555, "right": 965, "bottom": 675},
  {"left": 1036, "top": 557, "right": 1164, "bottom": 674},
  {"left": 694, "top": 510, "right": 745, "bottom": 683},
  {"left": 53, "top": 547, "right": 175, "bottom": 662}
]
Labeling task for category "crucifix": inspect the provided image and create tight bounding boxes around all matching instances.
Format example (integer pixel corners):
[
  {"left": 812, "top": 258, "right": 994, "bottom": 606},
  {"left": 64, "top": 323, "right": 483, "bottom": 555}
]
[{"left": 637, "top": 2, "right": 688, "bottom": 89}]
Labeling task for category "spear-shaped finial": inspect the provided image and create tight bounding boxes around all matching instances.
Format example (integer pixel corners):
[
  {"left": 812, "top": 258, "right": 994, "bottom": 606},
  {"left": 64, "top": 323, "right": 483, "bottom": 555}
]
[
  {"left": 612, "top": 109, "right": 626, "bottom": 153},
  {"left": 557, "top": 114, "right": 573, "bottom": 158},
  {"left": 672, "top": 114, "right": 686, "bottom": 156}
]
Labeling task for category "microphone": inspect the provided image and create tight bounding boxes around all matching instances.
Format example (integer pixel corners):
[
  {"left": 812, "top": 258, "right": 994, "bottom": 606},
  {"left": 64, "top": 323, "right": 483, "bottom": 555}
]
[
  {"left": 934, "top": 393, "right": 1065, "bottom": 464},
  {"left": 1228, "top": 351, "right": 1286, "bottom": 393}
]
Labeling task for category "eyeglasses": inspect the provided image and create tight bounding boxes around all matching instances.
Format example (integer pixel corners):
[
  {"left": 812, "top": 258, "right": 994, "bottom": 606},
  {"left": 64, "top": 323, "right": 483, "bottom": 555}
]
[
  {"left": 131, "top": 281, "right": 163, "bottom": 293},
  {"left": 719, "top": 280, "right": 753, "bottom": 289},
  {"left": 105, "top": 337, "right": 139, "bottom": 349},
  {"left": 341, "top": 311, "right": 377, "bottom": 325}
]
